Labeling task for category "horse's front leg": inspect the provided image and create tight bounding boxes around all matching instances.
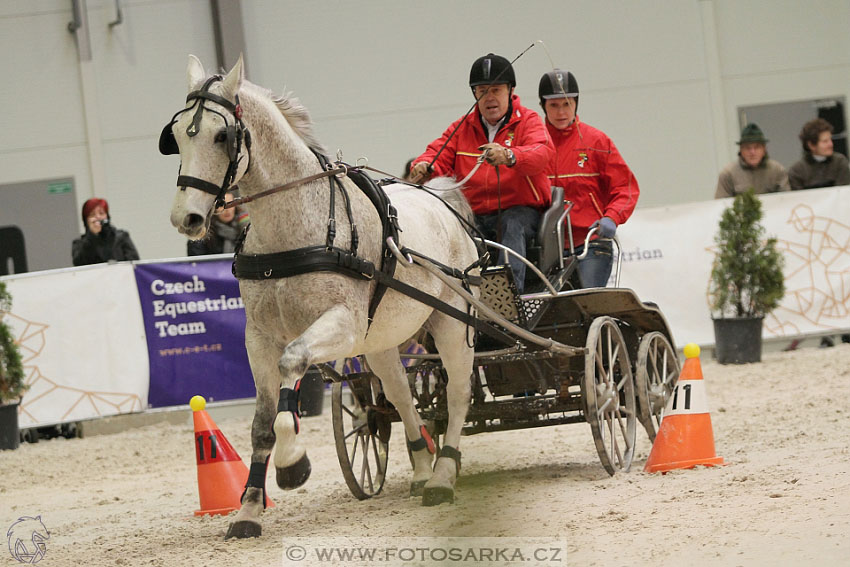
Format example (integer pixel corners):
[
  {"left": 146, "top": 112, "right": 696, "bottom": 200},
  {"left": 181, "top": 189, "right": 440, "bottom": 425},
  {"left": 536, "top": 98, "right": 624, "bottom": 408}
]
[
  {"left": 226, "top": 326, "right": 282, "bottom": 539},
  {"left": 365, "top": 349, "right": 435, "bottom": 496},
  {"left": 421, "top": 317, "right": 474, "bottom": 506},
  {"left": 227, "top": 305, "right": 359, "bottom": 539},
  {"left": 272, "top": 305, "right": 359, "bottom": 486}
]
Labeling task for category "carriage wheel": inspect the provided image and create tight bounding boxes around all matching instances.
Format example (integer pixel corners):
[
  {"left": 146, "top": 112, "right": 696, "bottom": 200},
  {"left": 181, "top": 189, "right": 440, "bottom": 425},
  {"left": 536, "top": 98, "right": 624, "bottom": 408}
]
[
  {"left": 583, "top": 316, "right": 637, "bottom": 475},
  {"left": 331, "top": 377, "right": 389, "bottom": 500},
  {"left": 635, "top": 332, "right": 680, "bottom": 441}
]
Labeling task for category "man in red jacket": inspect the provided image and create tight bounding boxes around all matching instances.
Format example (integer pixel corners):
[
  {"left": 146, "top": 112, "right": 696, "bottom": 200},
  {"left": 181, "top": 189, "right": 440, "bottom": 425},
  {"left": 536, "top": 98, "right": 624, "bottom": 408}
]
[
  {"left": 410, "top": 53, "right": 554, "bottom": 291},
  {"left": 539, "top": 69, "right": 639, "bottom": 288}
]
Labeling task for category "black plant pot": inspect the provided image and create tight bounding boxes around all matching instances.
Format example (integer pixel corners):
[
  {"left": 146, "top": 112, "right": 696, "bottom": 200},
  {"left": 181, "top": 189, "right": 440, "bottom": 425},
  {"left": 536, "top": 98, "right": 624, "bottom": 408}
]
[
  {"left": 0, "top": 401, "right": 21, "bottom": 450},
  {"left": 299, "top": 368, "right": 325, "bottom": 417},
  {"left": 713, "top": 317, "right": 764, "bottom": 364}
]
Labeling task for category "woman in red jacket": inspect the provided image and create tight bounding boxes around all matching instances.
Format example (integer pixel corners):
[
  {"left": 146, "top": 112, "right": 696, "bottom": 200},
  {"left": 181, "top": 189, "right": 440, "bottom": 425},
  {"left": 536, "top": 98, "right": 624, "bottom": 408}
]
[
  {"left": 539, "top": 69, "right": 639, "bottom": 288},
  {"left": 410, "top": 53, "right": 554, "bottom": 291}
]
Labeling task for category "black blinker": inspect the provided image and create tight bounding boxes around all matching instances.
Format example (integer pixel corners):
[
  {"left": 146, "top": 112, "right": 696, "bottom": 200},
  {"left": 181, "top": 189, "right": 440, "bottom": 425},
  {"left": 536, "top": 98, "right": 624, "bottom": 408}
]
[
  {"left": 158, "top": 121, "right": 178, "bottom": 155},
  {"left": 226, "top": 125, "right": 238, "bottom": 161}
]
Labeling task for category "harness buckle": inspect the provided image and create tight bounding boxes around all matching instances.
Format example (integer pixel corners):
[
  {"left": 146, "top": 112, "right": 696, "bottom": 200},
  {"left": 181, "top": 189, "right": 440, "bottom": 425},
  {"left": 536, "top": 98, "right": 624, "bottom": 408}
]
[{"left": 332, "top": 163, "right": 348, "bottom": 179}]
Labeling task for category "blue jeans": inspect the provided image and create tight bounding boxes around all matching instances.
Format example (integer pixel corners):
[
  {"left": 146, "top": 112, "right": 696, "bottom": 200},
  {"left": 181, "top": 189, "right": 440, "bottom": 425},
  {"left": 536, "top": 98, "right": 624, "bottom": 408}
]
[
  {"left": 476, "top": 206, "right": 540, "bottom": 292},
  {"left": 572, "top": 239, "right": 614, "bottom": 288}
]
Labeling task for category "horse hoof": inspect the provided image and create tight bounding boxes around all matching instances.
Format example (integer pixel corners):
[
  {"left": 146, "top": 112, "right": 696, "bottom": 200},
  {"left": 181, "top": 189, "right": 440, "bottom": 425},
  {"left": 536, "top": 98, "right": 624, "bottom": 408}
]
[
  {"left": 276, "top": 453, "right": 311, "bottom": 490},
  {"left": 409, "top": 480, "right": 427, "bottom": 497},
  {"left": 421, "top": 486, "right": 454, "bottom": 506},
  {"left": 225, "top": 520, "right": 262, "bottom": 539}
]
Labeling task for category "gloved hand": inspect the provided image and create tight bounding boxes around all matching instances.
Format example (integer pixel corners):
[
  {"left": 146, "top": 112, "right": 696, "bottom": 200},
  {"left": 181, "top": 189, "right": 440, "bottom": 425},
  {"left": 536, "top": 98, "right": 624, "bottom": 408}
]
[
  {"left": 478, "top": 143, "right": 512, "bottom": 166},
  {"left": 408, "top": 161, "right": 432, "bottom": 184},
  {"left": 591, "top": 216, "right": 617, "bottom": 238}
]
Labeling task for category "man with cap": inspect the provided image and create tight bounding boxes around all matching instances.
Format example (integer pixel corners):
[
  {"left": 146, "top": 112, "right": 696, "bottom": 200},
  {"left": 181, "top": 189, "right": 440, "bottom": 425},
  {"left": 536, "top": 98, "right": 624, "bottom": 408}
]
[
  {"left": 72, "top": 197, "right": 140, "bottom": 266},
  {"left": 538, "top": 69, "right": 639, "bottom": 288},
  {"left": 715, "top": 123, "right": 790, "bottom": 199},
  {"left": 409, "top": 53, "right": 553, "bottom": 292}
]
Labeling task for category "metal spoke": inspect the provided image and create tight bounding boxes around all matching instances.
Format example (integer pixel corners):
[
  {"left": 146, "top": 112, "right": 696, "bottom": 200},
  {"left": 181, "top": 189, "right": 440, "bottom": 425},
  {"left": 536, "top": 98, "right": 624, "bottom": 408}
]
[
  {"left": 635, "top": 332, "right": 680, "bottom": 442},
  {"left": 343, "top": 421, "right": 367, "bottom": 441},
  {"left": 342, "top": 403, "right": 357, "bottom": 419},
  {"left": 358, "top": 434, "right": 373, "bottom": 491},
  {"left": 584, "top": 317, "right": 636, "bottom": 476},
  {"left": 333, "top": 379, "right": 390, "bottom": 500}
]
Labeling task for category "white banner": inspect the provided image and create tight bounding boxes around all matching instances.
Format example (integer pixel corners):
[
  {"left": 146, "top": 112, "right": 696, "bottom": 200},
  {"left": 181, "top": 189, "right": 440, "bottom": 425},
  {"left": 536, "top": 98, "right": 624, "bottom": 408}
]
[
  {"left": 2, "top": 263, "right": 148, "bottom": 427},
  {"left": 618, "top": 185, "right": 850, "bottom": 346},
  {"left": 2, "top": 186, "right": 849, "bottom": 427}
]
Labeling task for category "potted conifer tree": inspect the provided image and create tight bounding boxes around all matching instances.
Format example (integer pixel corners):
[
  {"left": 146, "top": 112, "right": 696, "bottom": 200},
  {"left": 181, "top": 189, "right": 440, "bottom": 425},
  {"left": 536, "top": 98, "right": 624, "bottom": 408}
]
[
  {"left": 0, "top": 280, "right": 28, "bottom": 450},
  {"left": 709, "top": 190, "right": 785, "bottom": 364}
]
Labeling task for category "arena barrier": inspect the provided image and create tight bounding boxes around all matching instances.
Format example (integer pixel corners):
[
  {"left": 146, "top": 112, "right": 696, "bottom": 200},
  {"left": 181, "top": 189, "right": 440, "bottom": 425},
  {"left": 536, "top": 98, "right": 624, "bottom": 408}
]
[
  {"left": 617, "top": 184, "right": 850, "bottom": 346},
  {"left": 2, "top": 184, "right": 849, "bottom": 427}
]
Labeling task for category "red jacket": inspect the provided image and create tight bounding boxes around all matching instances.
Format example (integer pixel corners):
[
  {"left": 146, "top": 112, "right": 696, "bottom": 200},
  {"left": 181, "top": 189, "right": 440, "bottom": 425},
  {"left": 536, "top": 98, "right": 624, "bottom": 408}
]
[
  {"left": 414, "top": 94, "right": 553, "bottom": 215},
  {"left": 545, "top": 118, "right": 639, "bottom": 244}
]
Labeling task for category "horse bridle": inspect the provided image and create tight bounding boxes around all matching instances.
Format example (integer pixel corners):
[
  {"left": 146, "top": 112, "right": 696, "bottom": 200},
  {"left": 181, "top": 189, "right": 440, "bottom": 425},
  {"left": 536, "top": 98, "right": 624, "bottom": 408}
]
[{"left": 159, "top": 75, "right": 252, "bottom": 207}]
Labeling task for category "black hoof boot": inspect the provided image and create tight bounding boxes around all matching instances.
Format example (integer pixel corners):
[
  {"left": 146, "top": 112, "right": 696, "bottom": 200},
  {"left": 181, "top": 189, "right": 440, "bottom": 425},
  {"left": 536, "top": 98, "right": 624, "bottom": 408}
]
[
  {"left": 409, "top": 480, "right": 427, "bottom": 497},
  {"left": 225, "top": 520, "right": 262, "bottom": 539},
  {"left": 421, "top": 486, "right": 455, "bottom": 506},
  {"left": 276, "top": 453, "right": 311, "bottom": 490}
]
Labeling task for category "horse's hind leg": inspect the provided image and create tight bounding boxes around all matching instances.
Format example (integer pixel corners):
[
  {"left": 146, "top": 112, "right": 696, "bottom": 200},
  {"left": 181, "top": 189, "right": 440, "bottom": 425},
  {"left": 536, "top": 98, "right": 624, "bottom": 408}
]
[
  {"left": 365, "top": 349, "right": 435, "bottom": 496},
  {"left": 421, "top": 316, "right": 474, "bottom": 506}
]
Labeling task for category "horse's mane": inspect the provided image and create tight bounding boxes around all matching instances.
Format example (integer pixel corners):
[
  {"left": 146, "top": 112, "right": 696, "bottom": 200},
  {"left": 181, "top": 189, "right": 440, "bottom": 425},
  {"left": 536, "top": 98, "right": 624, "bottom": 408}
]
[{"left": 265, "top": 87, "right": 329, "bottom": 157}]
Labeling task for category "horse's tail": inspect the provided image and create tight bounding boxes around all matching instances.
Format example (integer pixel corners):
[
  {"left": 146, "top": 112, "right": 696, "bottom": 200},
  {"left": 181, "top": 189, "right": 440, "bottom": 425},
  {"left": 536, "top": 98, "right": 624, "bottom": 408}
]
[{"left": 424, "top": 176, "right": 474, "bottom": 224}]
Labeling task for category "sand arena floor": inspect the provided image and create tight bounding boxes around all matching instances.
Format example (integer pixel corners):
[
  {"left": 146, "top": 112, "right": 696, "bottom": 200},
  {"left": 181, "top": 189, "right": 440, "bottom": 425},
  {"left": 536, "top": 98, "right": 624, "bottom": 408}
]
[{"left": 2, "top": 345, "right": 849, "bottom": 566}]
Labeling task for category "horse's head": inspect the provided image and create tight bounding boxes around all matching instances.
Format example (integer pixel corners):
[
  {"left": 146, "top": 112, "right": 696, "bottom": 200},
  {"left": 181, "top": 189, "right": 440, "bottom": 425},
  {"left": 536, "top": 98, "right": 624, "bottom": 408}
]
[{"left": 162, "top": 55, "right": 251, "bottom": 239}]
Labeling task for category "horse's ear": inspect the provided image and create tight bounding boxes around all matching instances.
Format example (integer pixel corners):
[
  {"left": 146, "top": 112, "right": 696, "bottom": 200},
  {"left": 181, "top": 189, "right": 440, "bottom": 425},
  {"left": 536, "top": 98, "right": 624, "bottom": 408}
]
[
  {"left": 187, "top": 54, "right": 206, "bottom": 91},
  {"left": 221, "top": 54, "right": 244, "bottom": 100}
]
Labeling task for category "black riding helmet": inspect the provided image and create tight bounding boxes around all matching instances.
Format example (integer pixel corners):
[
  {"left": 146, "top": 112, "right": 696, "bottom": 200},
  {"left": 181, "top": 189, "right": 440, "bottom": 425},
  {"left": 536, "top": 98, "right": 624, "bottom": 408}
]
[
  {"left": 469, "top": 53, "right": 516, "bottom": 90},
  {"left": 539, "top": 69, "right": 579, "bottom": 110}
]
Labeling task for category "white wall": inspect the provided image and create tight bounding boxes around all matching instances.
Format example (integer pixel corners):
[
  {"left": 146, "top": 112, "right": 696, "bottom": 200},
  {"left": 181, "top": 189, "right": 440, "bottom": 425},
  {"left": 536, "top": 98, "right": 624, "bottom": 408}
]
[{"left": 1, "top": 0, "right": 848, "bottom": 264}]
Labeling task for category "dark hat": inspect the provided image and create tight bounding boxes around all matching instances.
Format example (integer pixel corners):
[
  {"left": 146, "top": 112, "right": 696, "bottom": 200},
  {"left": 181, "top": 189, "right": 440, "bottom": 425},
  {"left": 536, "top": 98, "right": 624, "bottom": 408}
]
[
  {"left": 539, "top": 69, "right": 579, "bottom": 100},
  {"left": 469, "top": 53, "right": 516, "bottom": 88},
  {"left": 737, "top": 123, "right": 768, "bottom": 145},
  {"left": 82, "top": 198, "right": 109, "bottom": 223}
]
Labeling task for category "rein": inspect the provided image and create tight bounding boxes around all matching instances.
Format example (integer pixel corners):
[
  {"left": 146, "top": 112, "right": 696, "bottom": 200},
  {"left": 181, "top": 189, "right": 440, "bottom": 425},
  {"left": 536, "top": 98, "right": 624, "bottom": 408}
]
[{"left": 223, "top": 165, "right": 347, "bottom": 209}]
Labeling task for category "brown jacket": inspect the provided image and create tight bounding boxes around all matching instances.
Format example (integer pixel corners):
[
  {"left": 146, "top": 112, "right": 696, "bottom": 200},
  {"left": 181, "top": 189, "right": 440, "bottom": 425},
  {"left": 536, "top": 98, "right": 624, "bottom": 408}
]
[{"left": 715, "top": 155, "right": 790, "bottom": 199}]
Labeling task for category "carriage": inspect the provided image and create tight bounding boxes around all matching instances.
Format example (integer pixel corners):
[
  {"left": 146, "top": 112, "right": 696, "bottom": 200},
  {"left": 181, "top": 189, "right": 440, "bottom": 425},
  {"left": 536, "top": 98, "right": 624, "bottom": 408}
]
[
  {"left": 318, "top": 184, "right": 681, "bottom": 499},
  {"left": 164, "top": 54, "right": 681, "bottom": 537}
]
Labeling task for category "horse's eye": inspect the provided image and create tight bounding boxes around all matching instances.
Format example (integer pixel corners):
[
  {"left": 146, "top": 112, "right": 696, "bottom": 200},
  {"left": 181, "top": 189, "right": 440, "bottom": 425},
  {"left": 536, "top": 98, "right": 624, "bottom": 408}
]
[{"left": 214, "top": 130, "right": 227, "bottom": 143}]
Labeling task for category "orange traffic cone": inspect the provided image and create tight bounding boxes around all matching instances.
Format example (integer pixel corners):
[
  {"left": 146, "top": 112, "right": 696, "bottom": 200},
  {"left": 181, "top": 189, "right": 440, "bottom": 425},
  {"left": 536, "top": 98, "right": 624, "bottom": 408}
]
[
  {"left": 190, "top": 395, "right": 273, "bottom": 516},
  {"left": 644, "top": 343, "right": 724, "bottom": 473}
]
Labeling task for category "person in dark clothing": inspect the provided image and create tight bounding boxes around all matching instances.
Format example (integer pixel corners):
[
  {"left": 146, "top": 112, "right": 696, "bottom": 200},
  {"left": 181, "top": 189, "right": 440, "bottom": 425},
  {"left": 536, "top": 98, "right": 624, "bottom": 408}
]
[
  {"left": 789, "top": 119, "right": 850, "bottom": 347},
  {"left": 71, "top": 198, "right": 139, "bottom": 266},
  {"left": 186, "top": 192, "right": 250, "bottom": 256},
  {"left": 788, "top": 118, "right": 850, "bottom": 191}
]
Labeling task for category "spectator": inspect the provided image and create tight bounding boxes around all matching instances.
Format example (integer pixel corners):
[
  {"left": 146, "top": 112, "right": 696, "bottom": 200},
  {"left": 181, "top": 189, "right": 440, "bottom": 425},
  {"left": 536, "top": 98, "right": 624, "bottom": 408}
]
[
  {"left": 788, "top": 118, "right": 850, "bottom": 191},
  {"left": 715, "top": 123, "right": 790, "bottom": 199},
  {"left": 539, "top": 69, "right": 639, "bottom": 288},
  {"left": 72, "top": 198, "right": 139, "bottom": 266},
  {"left": 187, "top": 192, "right": 250, "bottom": 255},
  {"left": 410, "top": 53, "right": 553, "bottom": 291}
]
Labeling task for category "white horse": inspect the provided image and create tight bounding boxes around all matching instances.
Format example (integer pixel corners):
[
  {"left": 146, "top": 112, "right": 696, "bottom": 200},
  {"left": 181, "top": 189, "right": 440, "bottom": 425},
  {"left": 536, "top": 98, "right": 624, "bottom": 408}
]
[{"left": 165, "top": 55, "right": 480, "bottom": 539}]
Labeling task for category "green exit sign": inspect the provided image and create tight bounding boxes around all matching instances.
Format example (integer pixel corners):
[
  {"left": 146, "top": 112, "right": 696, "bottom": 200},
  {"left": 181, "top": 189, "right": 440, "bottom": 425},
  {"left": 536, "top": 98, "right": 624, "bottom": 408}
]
[{"left": 48, "top": 181, "right": 72, "bottom": 195}]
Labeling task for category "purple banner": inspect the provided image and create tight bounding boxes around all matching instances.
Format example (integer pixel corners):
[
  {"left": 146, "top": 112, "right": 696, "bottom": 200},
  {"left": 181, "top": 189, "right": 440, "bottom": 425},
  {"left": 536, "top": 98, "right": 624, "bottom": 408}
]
[{"left": 134, "top": 259, "right": 255, "bottom": 407}]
